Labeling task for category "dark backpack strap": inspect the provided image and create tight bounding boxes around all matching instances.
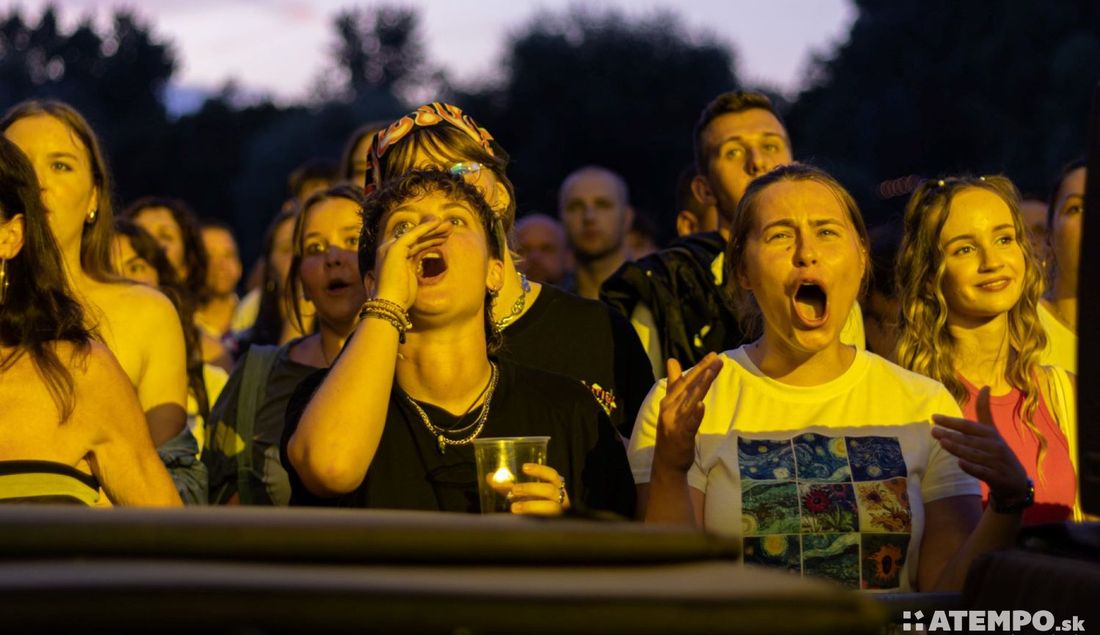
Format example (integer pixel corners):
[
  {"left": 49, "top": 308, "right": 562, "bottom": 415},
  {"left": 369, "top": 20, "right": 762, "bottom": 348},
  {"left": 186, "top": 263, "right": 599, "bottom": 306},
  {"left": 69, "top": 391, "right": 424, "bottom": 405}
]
[{"left": 236, "top": 345, "right": 280, "bottom": 505}]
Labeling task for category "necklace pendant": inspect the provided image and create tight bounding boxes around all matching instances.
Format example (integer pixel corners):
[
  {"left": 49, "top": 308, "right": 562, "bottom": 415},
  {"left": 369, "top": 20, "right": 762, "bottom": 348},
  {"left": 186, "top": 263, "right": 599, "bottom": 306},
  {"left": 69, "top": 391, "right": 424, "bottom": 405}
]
[{"left": 438, "top": 434, "right": 446, "bottom": 454}]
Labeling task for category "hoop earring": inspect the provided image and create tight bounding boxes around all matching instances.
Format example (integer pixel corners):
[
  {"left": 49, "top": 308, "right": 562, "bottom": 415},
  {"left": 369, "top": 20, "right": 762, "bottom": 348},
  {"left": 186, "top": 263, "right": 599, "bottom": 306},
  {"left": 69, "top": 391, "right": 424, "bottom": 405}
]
[{"left": 0, "top": 258, "right": 8, "bottom": 306}]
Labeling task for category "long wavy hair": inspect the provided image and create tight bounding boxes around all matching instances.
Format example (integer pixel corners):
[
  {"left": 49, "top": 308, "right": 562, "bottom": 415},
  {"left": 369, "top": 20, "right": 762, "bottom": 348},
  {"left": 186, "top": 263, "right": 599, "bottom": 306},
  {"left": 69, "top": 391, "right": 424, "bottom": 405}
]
[
  {"left": 0, "top": 100, "right": 118, "bottom": 282},
  {"left": 239, "top": 208, "right": 300, "bottom": 351},
  {"left": 122, "top": 197, "right": 210, "bottom": 305},
  {"left": 0, "top": 137, "right": 92, "bottom": 422},
  {"left": 895, "top": 175, "right": 1049, "bottom": 466}
]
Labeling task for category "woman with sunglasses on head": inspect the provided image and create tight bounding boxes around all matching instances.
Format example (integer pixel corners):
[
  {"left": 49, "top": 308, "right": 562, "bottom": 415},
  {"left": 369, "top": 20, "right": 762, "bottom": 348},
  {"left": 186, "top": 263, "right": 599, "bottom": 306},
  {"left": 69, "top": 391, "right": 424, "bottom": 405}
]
[
  {"left": 896, "top": 176, "right": 1081, "bottom": 524},
  {"left": 0, "top": 136, "right": 180, "bottom": 507},
  {"left": 315, "top": 103, "right": 653, "bottom": 439},
  {"left": 286, "top": 169, "right": 634, "bottom": 515},
  {"left": 203, "top": 185, "right": 368, "bottom": 505},
  {"left": 634, "top": 164, "right": 1027, "bottom": 591},
  {"left": 2, "top": 101, "right": 189, "bottom": 451}
]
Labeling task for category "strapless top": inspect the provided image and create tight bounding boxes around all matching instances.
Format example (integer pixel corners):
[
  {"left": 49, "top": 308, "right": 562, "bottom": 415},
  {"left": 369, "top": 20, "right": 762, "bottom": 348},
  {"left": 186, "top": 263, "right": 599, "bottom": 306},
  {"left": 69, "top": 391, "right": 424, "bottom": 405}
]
[{"left": 0, "top": 460, "right": 100, "bottom": 506}]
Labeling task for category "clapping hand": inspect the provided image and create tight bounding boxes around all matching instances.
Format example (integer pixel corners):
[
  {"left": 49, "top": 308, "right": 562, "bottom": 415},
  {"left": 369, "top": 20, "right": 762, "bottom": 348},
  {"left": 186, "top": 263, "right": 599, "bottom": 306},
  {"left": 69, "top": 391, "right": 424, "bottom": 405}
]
[
  {"left": 652, "top": 353, "right": 724, "bottom": 473},
  {"left": 931, "top": 386, "right": 1031, "bottom": 506}
]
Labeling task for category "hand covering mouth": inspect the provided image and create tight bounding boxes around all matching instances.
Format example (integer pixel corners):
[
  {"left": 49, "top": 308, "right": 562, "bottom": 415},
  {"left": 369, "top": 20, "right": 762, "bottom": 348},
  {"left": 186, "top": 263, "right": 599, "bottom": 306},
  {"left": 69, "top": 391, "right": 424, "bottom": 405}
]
[
  {"left": 417, "top": 250, "right": 447, "bottom": 280},
  {"left": 792, "top": 281, "right": 828, "bottom": 325}
]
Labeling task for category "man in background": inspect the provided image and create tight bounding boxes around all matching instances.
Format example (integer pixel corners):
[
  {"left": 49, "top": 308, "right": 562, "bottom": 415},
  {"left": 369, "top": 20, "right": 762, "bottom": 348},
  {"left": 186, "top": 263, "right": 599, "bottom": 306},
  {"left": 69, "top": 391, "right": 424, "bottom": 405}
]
[
  {"left": 558, "top": 165, "right": 634, "bottom": 300},
  {"left": 515, "top": 213, "right": 570, "bottom": 286}
]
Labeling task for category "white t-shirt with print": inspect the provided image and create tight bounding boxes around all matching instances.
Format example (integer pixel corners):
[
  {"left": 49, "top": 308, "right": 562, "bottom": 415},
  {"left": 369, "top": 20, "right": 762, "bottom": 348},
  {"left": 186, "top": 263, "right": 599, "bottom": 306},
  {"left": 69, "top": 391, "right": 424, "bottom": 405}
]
[{"left": 627, "top": 347, "right": 980, "bottom": 591}]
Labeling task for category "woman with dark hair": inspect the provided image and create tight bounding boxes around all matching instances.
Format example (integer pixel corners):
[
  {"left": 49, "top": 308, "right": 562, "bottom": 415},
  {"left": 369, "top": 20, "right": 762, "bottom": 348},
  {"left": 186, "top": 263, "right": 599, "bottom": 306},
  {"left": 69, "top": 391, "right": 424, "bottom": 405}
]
[
  {"left": 112, "top": 219, "right": 229, "bottom": 501},
  {"left": 2, "top": 100, "right": 189, "bottom": 449},
  {"left": 205, "top": 185, "right": 369, "bottom": 505},
  {"left": 896, "top": 175, "right": 1080, "bottom": 524},
  {"left": 1039, "top": 159, "right": 1084, "bottom": 373},
  {"left": 360, "top": 102, "right": 653, "bottom": 438},
  {"left": 236, "top": 208, "right": 313, "bottom": 353},
  {"left": 286, "top": 170, "right": 634, "bottom": 515},
  {"left": 633, "top": 164, "right": 1027, "bottom": 591},
  {"left": 123, "top": 197, "right": 208, "bottom": 305},
  {"left": 0, "top": 136, "right": 180, "bottom": 506}
]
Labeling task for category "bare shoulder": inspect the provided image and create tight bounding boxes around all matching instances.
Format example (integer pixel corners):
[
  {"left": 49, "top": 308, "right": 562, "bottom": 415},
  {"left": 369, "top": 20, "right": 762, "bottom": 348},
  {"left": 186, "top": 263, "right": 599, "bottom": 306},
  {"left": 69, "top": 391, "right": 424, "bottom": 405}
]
[
  {"left": 97, "top": 281, "right": 182, "bottom": 331},
  {"left": 69, "top": 341, "right": 130, "bottom": 386}
]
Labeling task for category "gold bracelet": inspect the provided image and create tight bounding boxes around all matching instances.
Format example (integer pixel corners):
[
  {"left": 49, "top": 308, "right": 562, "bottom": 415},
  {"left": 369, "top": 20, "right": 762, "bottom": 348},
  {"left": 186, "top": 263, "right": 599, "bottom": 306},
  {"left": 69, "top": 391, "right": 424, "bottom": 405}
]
[
  {"left": 360, "top": 306, "right": 408, "bottom": 343},
  {"left": 358, "top": 298, "right": 411, "bottom": 328}
]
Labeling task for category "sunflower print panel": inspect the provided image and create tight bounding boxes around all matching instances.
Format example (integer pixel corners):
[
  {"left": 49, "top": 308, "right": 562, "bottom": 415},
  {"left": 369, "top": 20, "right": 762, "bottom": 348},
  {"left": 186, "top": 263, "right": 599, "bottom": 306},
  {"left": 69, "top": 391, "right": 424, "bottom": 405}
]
[
  {"left": 861, "top": 533, "right": 911, "bottom": 590},
  {"left": 855, "top": 477, "right": 912, "bottom": 533}
]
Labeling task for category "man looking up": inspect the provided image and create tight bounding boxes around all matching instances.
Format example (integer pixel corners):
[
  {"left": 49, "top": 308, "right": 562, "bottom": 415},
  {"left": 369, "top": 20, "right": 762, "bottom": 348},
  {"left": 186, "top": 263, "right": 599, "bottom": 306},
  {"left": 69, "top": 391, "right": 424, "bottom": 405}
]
[
  {"left": 602, "top": 91, "right": 862, "bottom": 377},
  {"left": 559, "top": 166, "right": 634, "bottom": 300}
]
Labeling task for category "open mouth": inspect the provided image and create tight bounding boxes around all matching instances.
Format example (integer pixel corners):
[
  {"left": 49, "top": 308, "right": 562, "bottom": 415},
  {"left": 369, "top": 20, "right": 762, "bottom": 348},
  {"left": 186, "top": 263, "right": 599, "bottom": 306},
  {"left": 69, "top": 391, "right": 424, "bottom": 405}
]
[
  {"left": 326, "top": 278, "right": 352, "bottom": 293},
  {"left": 417, "top": 251, "right": 448, "bottom": 282},
  {"left": 793, "top": 281, "right": 828, "bottom": 326}
]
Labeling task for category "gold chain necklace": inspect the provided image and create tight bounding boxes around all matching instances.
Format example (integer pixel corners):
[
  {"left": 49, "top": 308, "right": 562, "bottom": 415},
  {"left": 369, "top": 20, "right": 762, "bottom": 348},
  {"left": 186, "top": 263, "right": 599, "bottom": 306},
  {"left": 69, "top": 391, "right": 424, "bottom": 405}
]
[
  {"left": 494, "top": 273, "right": 530, "bottom": 330},
  {"left": 403, "top": 362, "right": 499, "bottom": 454}
]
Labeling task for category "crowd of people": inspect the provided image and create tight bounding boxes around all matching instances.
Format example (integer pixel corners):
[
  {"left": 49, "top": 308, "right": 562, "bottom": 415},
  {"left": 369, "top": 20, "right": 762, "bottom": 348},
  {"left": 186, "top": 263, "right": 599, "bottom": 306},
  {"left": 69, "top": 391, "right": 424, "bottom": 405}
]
[{"left": 0, "top": 90, "right": 1087, "bottom": 592}]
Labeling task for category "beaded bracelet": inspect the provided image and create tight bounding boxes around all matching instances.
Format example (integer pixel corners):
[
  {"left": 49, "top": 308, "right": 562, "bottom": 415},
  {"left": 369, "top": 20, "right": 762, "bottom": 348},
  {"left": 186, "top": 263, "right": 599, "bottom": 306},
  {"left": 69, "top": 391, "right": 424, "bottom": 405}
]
[{"left": 358, "top": 298, "right": 412, "bottom": 343}]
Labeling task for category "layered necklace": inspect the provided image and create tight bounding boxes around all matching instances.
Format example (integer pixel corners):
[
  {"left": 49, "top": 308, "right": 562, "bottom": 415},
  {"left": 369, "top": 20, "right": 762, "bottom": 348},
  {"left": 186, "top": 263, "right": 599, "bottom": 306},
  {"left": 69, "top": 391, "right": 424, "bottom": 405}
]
[
  {"left": 494, "top": 272, "right": 531, "bottom": 330},
  {"left": 404, "top": 362, "right": 499, "bottom": 454}
]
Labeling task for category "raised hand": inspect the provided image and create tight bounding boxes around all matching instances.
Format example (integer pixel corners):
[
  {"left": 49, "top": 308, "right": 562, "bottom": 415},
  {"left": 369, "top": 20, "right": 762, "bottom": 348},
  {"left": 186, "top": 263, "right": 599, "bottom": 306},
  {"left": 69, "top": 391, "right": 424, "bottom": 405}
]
[
  {"left": 931, "top": 386, "right": 1031, "bottom": 505},
  {"left": 652, "top": 353, "right": 724, "bottom": 473},
  {"left": 372, "top": 216, "right": 450, "bottom": 309}
]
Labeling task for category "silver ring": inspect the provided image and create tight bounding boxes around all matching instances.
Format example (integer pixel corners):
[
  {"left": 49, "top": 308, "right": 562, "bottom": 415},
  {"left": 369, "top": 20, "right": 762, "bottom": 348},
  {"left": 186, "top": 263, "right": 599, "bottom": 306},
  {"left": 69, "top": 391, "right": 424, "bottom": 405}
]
[{"left": 557, "top": 479, "right": 566, "bottom": 506}]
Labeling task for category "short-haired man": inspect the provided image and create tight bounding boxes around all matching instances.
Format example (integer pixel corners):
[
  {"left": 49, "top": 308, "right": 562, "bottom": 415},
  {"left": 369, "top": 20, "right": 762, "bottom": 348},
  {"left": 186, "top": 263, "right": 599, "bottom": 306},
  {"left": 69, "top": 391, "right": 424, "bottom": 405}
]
[
  {"left": 558, "top": 166, "right": 634, "bottom": 300},
  {"left": 602, "top": 91, "right": 863, "bottom": 377}
]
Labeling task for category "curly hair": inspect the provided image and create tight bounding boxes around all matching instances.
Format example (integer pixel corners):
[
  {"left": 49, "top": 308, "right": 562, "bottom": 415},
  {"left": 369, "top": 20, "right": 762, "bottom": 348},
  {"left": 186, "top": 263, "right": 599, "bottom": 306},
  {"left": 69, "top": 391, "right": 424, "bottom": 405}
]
[
  {"left": 359, "top": 169, "right": 505, "bottom": 352},
  {"left": 895, "top": 175, "right": 1049, "bottom": 467},
  {"left": 0, "top": 100, "right": 119, "bottom": 282},
  {"left": 0, "top": 136, "right": 91, "bottom": 422}
]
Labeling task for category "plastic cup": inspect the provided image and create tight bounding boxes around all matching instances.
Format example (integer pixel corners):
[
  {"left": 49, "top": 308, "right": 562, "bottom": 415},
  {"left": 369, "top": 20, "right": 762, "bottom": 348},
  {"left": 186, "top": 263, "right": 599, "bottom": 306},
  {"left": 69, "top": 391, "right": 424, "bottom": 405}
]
[{"left": 472, "top": 436, "right": 550, "bottom": 513}]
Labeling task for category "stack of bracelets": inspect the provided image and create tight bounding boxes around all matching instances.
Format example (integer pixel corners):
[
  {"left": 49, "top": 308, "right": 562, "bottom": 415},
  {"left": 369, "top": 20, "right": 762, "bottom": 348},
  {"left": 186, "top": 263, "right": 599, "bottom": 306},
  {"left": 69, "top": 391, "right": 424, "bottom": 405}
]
[{"left": 358, "top": 297, "right": 413, "bottom": 343}]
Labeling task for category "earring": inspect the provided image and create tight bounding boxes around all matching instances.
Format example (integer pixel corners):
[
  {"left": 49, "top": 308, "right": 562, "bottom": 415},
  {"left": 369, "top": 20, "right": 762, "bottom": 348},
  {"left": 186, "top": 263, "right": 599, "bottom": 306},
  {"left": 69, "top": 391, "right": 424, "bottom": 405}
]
[
  {"left": 86, "top": 209, "right": 98, "bottom": 224},
  {"left": 0, "top": 258, "right": 8, "bottom": 306}
]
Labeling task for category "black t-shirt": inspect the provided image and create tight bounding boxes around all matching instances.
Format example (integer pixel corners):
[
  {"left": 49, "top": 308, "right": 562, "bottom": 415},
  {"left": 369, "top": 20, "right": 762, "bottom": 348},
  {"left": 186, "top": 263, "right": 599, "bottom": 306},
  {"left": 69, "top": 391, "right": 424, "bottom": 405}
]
[
  {"left": 281, "top": 358, "right": 636, "bottom": 517},
  {"left": 499, "top": 284, "right": 654, "bottom": 438}
]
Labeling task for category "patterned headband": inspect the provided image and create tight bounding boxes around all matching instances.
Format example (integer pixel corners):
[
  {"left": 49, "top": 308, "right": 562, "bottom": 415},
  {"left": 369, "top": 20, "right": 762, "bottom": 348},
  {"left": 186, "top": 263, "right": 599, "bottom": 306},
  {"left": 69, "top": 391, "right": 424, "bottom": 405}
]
[{"left": 364, "top": 102, "right": 495, "bottom": 193}]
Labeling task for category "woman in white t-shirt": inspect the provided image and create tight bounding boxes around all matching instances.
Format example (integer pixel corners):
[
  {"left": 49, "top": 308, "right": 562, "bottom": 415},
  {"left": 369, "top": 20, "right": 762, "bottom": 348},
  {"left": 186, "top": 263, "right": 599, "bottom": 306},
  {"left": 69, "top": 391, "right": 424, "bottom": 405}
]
[{"left": 631, "top": 164, "right": 1029, "bottom": 592}]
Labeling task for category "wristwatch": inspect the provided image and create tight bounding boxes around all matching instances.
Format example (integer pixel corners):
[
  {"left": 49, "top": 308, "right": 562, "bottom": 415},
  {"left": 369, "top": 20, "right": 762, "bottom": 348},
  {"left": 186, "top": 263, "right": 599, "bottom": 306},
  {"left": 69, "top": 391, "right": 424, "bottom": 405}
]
[{"left": 989, "top": 478, "right": 1034, "bottom": 514}]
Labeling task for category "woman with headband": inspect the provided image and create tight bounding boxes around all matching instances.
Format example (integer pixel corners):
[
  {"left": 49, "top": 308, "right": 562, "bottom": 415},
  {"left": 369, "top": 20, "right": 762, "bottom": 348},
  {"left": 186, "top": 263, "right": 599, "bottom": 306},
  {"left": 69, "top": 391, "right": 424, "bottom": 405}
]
[
  {"left": 352, "top": 103, "right": 653, "bottom": 439},
  {"left": 285, "top": 169, "right": 634, "bottom": 515}
]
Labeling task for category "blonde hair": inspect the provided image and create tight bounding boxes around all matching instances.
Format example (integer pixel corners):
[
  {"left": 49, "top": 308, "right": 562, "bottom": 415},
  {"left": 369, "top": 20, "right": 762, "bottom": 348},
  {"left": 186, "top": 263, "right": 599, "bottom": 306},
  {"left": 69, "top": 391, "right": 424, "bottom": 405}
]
[{"left": 895, "top": 175, "right": 1049, "bottom": 468}]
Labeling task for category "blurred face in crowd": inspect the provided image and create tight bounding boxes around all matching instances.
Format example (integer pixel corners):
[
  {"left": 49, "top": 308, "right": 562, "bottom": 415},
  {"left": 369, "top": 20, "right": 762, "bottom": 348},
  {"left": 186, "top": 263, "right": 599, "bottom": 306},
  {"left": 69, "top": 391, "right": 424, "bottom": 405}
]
[
  {"left": 737, "top": 179, "right": 866, "bottom": 356},
  {"left": 271, "top": 216, "right": 297, "bottom": 288},
  {"left": 111, "top": 235, "right": 159, "bottom": 287},
  {"left": 1050, "top": 167, "right": 1085, "bottom": 285},
  {"left": 558, "top": 167, "right": 633, "bottom": 261},
  {"left": 349, "top": 134, "right": 374, "bottom": 188},
  {"left": 515, "top": 214, "right": 568, "bottom": 284},
  {"left": 298, "top": 197, "right": 367, "bottom": 328},
  {"left": 1019, "top": 198, "right": 1049, "bottom": 265},
  {"left": 4, "top": 114, "right": 99, "bottom": 256},
  {"left": 699, "top": 108, "right": 792, "bottom": 220},
  {"left": 131, "top": 207, "right": 187, "bottom": 279},
  {"left": 202, "top": 226, "right": 242, "bottom": 298},
  {"left": 627, "top": 227, "right": 658, "bottom": 260},
  {"left": 938, "top": 188, "right": 1025, "bottom": 327}
]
